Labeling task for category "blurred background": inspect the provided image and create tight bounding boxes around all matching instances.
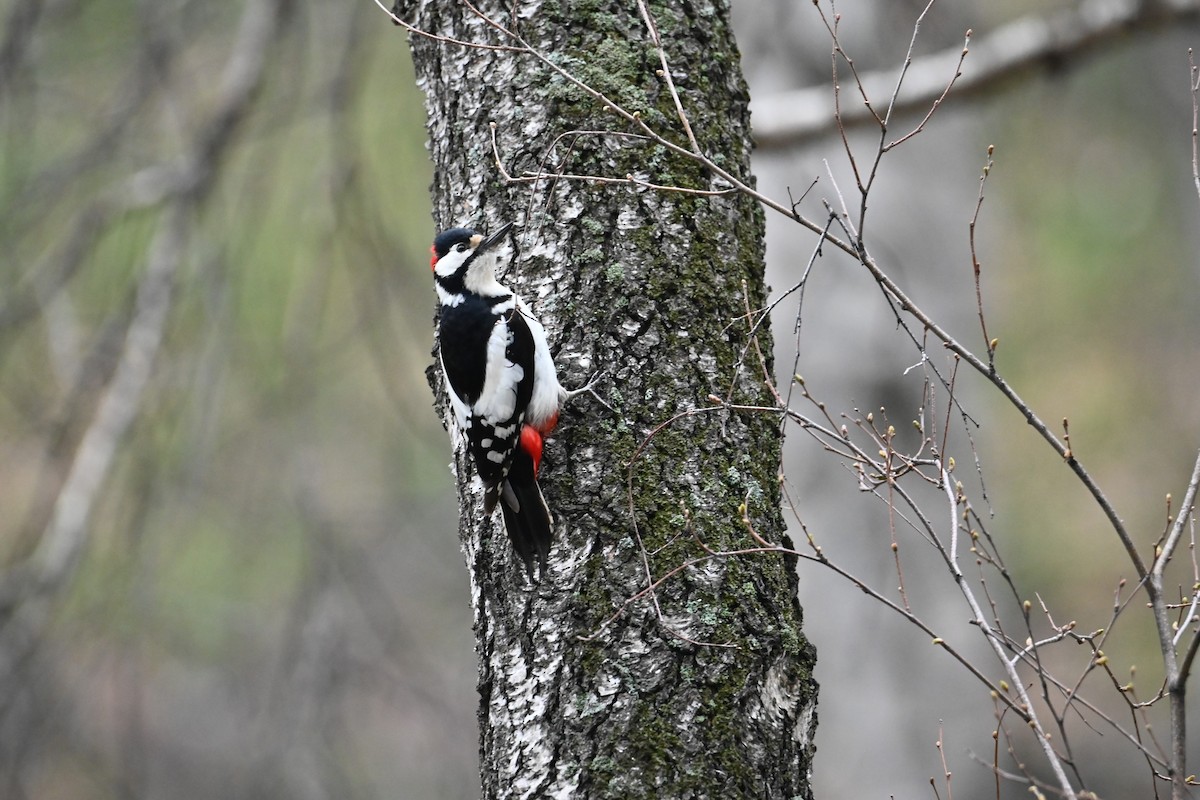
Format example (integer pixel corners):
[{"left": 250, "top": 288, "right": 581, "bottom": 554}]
[{"left": 0, "top": 0, "right": 1197, "bottom": 797}]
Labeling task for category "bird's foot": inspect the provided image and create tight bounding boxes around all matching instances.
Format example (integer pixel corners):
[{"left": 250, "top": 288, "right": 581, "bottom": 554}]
[{"left": 563, "top": 370, "right": 614, "bottom": 413}]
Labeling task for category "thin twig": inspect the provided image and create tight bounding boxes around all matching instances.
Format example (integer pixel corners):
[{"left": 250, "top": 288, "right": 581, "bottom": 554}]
[
  {"left": 635, "top": 0, "right": 699, "bottom": 154},
  {"left": 969, "top": 145, "right": 996, "bottom": 364},
  {"left": 884, "top": 29, "right": 970, "bottom": 152},
  {"left": 1191, "top": 49, "right": 1200, "bottom": 206}
]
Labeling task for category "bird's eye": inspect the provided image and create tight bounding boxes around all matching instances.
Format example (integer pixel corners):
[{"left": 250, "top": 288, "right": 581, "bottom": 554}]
[{"left": 455, "top": 243, "right": 469, "bottom": 253}]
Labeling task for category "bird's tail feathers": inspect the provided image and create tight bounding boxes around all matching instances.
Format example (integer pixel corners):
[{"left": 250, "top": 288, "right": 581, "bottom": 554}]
[{"left": 497, "top": 448, "right": 553, "bottom": 582}]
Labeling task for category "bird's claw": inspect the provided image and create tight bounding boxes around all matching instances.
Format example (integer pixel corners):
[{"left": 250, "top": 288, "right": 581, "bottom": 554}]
[{"left": 563, "top": 370, "right": 614, "bottom": 413}]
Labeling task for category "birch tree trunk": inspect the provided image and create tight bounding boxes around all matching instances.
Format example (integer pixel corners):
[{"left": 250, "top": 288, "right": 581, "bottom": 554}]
[{"left": 400, "top": 1, "right": 818, "bottom": 796}]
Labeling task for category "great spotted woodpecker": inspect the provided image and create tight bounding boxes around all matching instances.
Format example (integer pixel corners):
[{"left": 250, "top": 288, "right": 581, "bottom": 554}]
[{"left": 431, "top": 222, "right": 565, "bottom": 581}]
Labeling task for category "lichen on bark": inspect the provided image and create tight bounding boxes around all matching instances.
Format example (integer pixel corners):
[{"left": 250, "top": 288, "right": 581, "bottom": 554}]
[{"left": 401, "top": 0, "right": 818, "bottom": 797}]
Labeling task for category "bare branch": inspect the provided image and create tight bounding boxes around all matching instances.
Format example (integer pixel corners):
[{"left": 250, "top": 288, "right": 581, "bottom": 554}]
[
  {"left": 635, "top": 0, "right": 700, "bottom": 154},
  {"left": 752, "top": 0, "right": 1200, "bottom": 149},
  {"left": 1191, "top": 48, "right": 1200, "bottom": 208}
]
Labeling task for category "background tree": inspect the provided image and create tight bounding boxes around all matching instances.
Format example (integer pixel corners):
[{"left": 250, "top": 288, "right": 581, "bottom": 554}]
[
  {"left": 0, "top": 0, "right": 1198, "bottom": 798},
  {"left": 397, "top": 0, "right": 817, "bottom": 796}
]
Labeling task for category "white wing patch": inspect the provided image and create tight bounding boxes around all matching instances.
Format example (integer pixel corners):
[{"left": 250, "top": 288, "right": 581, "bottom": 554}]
[
  {"left": 517, "top": 298, "right": 564, "bottom": 429},
  {"left": 474, "top": 315, "right": 524, "bottom": 424}
]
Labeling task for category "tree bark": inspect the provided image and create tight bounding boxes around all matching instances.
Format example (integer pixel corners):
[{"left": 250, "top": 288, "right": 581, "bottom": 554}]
[{"left": 401, "top": 1, "right": 818, "bottom": 797}]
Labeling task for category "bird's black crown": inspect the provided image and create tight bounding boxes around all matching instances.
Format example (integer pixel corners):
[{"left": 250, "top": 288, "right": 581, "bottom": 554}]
[{"left": 431, "top": 227, "right": 477, "bottom": 264}]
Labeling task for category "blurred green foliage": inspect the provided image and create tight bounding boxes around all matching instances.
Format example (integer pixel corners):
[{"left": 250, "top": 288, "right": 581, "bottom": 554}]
[{"left": 0, "top": 1, "right": 478, "bottom": 797}]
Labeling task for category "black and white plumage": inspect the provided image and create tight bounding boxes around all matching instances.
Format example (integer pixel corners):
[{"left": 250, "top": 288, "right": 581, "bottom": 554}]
[{"left": 431, "top": 222, "right": 564, "bottom": 580}]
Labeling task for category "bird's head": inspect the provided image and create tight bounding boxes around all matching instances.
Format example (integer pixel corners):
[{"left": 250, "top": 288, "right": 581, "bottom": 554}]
[{"left": 430, "top": 222, "right": 514, "bottom": 297}]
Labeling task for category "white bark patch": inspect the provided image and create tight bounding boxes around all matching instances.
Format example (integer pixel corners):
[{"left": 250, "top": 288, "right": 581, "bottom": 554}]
[
  {"left": 489, "top": 623, "right": 577, "bottom": 800},
  {"left": 616, "top": 208, "right": 642, "bottom": 230},
  {"left": 655, "top": 612, "right": 700, "bottom": 642},
  {"left": 551, "top": 524, "right": 593, "bottom": 576},
  {"left": 555, "top": 197, "right": 586, "bottom": 222},
  {"left": 748, "top": 658, "right": 813, "bottom": 747},
  {"left": 514, "top": 0, "right": 542, "bottom": 20},
  {"left": 795, "top": 696, "right": 817, "bottom": 750},
  {"left": 594, "top": 670, "right": 622, "bottom": 698}
]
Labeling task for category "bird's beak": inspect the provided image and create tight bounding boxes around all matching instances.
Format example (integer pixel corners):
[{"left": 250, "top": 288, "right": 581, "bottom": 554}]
[{"left": 474, "top": 222, "right": 514, "bottom": 254}]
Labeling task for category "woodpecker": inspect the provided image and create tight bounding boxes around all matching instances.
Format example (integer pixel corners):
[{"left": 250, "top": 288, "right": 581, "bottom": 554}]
[{"left": 430, "top": 222, "right": 565, "bottom": 581}]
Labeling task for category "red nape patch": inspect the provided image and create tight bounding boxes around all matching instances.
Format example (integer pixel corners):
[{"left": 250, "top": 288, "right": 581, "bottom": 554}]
[
  {"left": 519, "top": 425, "right": 544, "bottom": 475},
  {"left": 429, "top": 244, "right": 438, "bottom": 272}
]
